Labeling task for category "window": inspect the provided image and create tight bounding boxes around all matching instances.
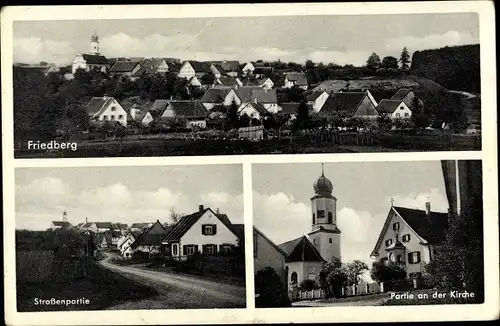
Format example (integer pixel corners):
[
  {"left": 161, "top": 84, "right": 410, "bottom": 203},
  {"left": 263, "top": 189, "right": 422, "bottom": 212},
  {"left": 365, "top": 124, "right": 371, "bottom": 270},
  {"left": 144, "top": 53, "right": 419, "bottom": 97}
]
[
  {"left": 172, "top": 244, "right": 178, "bottom": 255},
  {"left": 312, "top": 213, "right": 315, "bottom": 224},
  {"left": 396, "top": 113, "right": 400, "bottom": 117},
  {"left": 397, "top": 254, "right": 404, "bottom": 263},
  {"left": 404, "top": 113, "right": 409, "bottom": 117},
  {"left": 185, "top": 245, "right": 195, "bottom": 255},
  {"left": 317, "top": 210, "right": 325, "bottom": 218},
  {"left": 202, "top": 224, "right": 217, "bottom": 235},
  {"left": 402, "top": 234, "right": 410, "bottom": 242},
  {"left": 329, "top": 238, "right": 332, "bottom": 243},
  {"left": 291, "top": 272, "right": 298, "bottom": 284},
  {"left": 400, "top": 107, "right": 404, "bottom": 110},
  {"left": 408, "top": 251, "right": 421, "bottom": 264},
  {"left": 118, "top": 115, "right": 123, "bottom": 119},
  {"left": 221, "top": 244, "right": 232, "bottom": 253},
  {"left": 103, "top": 115, "right": 108, "bottom": 120},
  {"left": 385, "top": 239, "right": 393, "bottom": 247},
  {"left": 111, "top": 115, "right": 115, "bottom": 120},
  {"left": 393, "top": 222, "right": 400, "bottom": 231},
  {"left": 389, "top": 252, "right": 395, "bottom": 262},
  {"left": 203, "top": 244, "right": 216, "bottom": 255},
  {"left": 111, "top": 107, "right": 116, "bottom": 111},
  {"left": 327, "top": 212, "right": 333, "bottom": 223}
]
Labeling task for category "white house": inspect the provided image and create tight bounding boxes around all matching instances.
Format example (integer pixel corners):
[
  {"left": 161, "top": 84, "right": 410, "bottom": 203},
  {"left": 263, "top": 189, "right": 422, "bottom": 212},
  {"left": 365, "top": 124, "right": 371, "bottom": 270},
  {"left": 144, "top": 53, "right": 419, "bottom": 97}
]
[
  {"left": 178, "top": 61, "right": 211, "bottom": 79},
  {"left": 109, "top": 60, "right": 142, "bottom": 78},
  {"left": 118, "top": 233, "right": 137, "bottom": 258},
  {"left": 129, "top": 104, "right": 154, "bottom": 127},
  {"left": 238, "top": 102, "right": 268, "bottom": 120},
  {"left": 162, "top": 205, "right": 240, "bottom": 261},
  {"left": 72, "top": 34, "right": 110, "bottom": 74},
  {"left": 391, "top": 88, "right": 424, "bottom": 110},
  {"left": 85, "top": 96, "right": 128, "bottom": 127},
  {"left": 188, "top": 76, "right": 202, "bottom": 87},
  {"left": 370, "top": 202, "right": 449, "bottom": 278},
  {"left": 130, "top": 220, "right": 169, "bottom": 255},
  {"left": 257, "top": 78, "right": 274, "bottom": 90},
  {"left": 284, "top": 72, "right": 308, "bottom": 90},
  {"left": 241, "top": 61, "right": 255, "bottom": 75},
  {"left": 376, "top": 99, "right": 412, "bottom": 119},
  {"left": 200, "top": 88, "right": 241, "bottom": 110},
  {"left": 306, "top": 90, "right": 330, "bottom": 113},
  {"left": 80, "top": 222, "right": 114, "bottom": 233}
]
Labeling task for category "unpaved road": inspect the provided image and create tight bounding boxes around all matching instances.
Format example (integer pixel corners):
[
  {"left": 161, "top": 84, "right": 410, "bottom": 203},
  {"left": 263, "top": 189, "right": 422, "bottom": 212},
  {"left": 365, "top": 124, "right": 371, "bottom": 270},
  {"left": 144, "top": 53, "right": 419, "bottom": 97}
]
[{"left": 99, "top": 255, "right": 246, "bottom": 309}]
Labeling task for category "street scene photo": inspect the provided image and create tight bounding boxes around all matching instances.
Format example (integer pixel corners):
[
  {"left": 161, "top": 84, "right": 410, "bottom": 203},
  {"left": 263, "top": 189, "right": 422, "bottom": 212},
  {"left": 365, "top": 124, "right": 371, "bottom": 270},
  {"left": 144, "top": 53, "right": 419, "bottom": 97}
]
[
  {"left": 15, "top": 164, "right": 246, "bottom": 311},
  {"left": 13, "top": 13, "right": 481, "bottom": 158},
  {"left": 252, "top": 160, "right": 483, "bottom": 307}
]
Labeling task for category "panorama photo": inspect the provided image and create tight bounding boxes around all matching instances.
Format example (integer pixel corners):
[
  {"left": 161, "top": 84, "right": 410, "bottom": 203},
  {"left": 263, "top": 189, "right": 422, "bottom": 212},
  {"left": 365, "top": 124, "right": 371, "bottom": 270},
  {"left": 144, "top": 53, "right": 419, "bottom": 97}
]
[{"left": 12, "top": 13, "right": 481, "bottom": 158}]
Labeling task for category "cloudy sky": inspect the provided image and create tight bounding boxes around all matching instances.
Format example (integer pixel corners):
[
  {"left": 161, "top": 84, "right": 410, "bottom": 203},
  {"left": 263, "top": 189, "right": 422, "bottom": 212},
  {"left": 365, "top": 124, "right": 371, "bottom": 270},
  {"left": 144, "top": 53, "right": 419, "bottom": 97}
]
[
  {"left": 13, "top": 13, "right": 478, "bottom": 66},
  {"left": 253, "top": 161, "right": 449, "bottom": 279},
  {"left": 15, "top": 164, "right": 243, "bottom": 230}
]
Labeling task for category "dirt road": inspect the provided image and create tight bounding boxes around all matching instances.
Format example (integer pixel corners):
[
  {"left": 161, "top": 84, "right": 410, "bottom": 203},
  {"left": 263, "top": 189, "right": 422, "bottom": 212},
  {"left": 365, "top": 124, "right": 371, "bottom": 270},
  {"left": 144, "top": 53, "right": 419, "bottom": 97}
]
[{"left": 99, "top": 255, "right": 246, "bottom": 309}]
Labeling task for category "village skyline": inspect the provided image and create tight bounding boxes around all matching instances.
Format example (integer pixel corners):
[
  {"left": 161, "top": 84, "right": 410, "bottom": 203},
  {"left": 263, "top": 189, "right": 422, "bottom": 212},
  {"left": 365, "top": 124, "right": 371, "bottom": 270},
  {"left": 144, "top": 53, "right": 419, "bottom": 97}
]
[
  {"left": 13, "top": 13, "right": 479, "bottom": 66},
  {"left": 15, "top": 165, "right": 244, "bottom": 231}
]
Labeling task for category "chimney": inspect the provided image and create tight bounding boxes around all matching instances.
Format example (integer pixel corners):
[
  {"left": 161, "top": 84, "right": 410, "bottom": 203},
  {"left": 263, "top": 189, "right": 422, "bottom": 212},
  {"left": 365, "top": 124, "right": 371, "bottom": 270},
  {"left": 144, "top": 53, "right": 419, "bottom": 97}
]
[
  {"left": 199, "top": 204, "right": 204, "bottom": 212},
  {"left": 85, "top": 217, "right": 88, "bottom": 223},
  {"left": 425, "top": 201, "right": 431, "bottom": 216}
]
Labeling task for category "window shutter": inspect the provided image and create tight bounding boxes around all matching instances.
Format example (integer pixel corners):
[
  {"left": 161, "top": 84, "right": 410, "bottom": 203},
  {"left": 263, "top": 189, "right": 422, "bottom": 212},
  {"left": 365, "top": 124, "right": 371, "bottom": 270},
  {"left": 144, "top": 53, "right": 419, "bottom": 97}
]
[
  {"left": 213, "top": 224, "right": 217, "bottom": 235},
  {"left": 408, "top": 252, "right": 412, "bottom": 263},
  {"left": 202, "top": 244, "right": 206, "bottom": 254},
  {"left": 194, "top": 245, "right": 199, "bottom": 253},
  {"left": 219, "top": 244, "right": 224, "bottom": 252},
  {"left": 183, "top": 245, "right": 187, "bottom": 256},
  {"left": 201, "top": 225, "right": 206, "bottom": 235},
  {"left": 416, "top": 252, "right": 421, "bottom": 263}
]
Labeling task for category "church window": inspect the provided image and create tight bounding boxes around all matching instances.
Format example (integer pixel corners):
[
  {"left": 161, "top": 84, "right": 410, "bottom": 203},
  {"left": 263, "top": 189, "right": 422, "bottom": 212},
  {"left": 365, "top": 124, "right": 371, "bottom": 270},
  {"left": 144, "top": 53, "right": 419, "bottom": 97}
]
[
  {"left": 312, "top": 213, "right": 315, "bottom": 224},
  {"left": 291, "top": 272, "right": 298, "bottom": 284},
  {"left": 402, "top": 234, "right": 410, "bottom": 242},
  {"left": 393, "top": 222, "right": 400, "bottom": 231},
  {"left": 317, "top": 210, "right": 325, "bottom": 218},
  {"left": 329, "top": 238, "right": 332, "bottom": 243},
  {"left": 328, "top": 212, "right": 333, "bottom": 223}
]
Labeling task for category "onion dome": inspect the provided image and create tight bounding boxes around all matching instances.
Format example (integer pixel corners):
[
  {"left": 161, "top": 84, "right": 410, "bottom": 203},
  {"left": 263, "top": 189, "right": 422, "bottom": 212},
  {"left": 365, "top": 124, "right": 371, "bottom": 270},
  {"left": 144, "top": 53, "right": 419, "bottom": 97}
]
[
  {"left": 313, "top": 165, "right": 333, "bottom": 195},
  {"left": 91, "top": 33, "right": 99, "bottom": 42}
]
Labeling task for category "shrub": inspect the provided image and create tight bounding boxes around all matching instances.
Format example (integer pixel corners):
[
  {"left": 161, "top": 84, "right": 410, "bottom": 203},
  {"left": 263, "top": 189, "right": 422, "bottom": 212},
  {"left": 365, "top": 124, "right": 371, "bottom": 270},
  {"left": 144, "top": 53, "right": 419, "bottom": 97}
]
[
  {"left": 254, "top": 267, "right": 291, "bottom": 307},
  {"left": 299, "top": 279, "right": 319, "bottom": 291}
]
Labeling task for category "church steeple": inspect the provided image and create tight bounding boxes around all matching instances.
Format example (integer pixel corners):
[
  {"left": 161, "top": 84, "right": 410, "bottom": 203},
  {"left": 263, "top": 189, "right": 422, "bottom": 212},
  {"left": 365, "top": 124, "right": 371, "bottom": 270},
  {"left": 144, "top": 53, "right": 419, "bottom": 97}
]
[{"left": 90, "top": 33, "right": 100, "bottom": 55}]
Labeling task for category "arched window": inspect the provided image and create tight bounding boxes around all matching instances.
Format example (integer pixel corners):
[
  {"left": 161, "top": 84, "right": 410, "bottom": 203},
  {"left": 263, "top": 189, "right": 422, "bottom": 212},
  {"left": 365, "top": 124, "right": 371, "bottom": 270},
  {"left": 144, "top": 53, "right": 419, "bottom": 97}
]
[
  {"left": 328, "top": 212, "right": 333, "bottom": 223},
  {"left": 172, "top": 244, "right": 178, "bottom": 256},
  {"left": 291, "top": 272, "right": 298, "bottom": 284},
  {"left": 312, "top": 213, "right": 315, "bottom": 224}
]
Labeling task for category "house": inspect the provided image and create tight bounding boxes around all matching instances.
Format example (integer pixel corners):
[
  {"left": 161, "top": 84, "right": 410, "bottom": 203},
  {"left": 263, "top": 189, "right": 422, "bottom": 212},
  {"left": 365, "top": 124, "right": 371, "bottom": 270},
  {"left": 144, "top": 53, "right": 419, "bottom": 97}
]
[
  {"left": 178, "top": 61, "right": 212, "bottom": 79},
  {"left": 279, "top": 103, "right": 300, "bottom": 121},
  {"left": 257, "top": 78, "right": 274, "bottom": 90},
  {"left": 162, "top": 205, "right": 240, "bottom": 260},
  {"left": 188, "top": 76, "right": 203, "bottom": 87},
  {"left": 253, "top": 227, "right": 288, "bottom": 287},
  {"left": 238, "top": 102, "right": 269, "bottom": 120},
  {"left": 109, "top": 60, "right": 142, "bottom": 78},
  {"left": 130, "top": 220, "right": 169, "bottom": 255},
  {"left": 284, "top": 72, "right": 308, "bottom": 90},
  {"left": 200, "top": 88, "right": 240, "bottom": 110},
  {"left": 241, "top": 61, "right": 256, "bottom": 75},
  {"left": 319, "top": 90, "right": 379, "bottom": 118},
  {"left": 129, "top": 223, "right": 152, "bottom": 232},
  {"left": 213, "top": 76, "right": 243, "bottom": 88},
  {"left": 111, "top": 223, "right": 129, "bottom": 231},
  {"left": 128, "top": 104, "right": 155, "bottom": 127},
  {"left": 370, "top": 202, "right": 449, "bottom": 278},
  {"left": 376, "top": 99, "right": 412, "bottom": 119},
  {"left": 154, "top": 100, "right": 208, "bottom": 129},
  {"left": 85, "top": 96, "right": 128, "bottom": 127},
  {"left": 307, "top": 90, "right": 330, "bottom": 113},
  {"left": 235, "top": 87, "right": 280, "bottom": 113},
  {"left": 390, "top": 88, "right": 423, "bottom": 110},
  {"left": 51, "top": 221, "right": 72, "bottom": 230},
  {"left": 140, "top": 58, "right": 170, "bottom": 74},
  {"left": 96, "top": 232, "right": 112, "bottom": 249},
  {"left": 211, "top": 61, "right": 240, "bottom": 77},
  {"left": 80, "top": 222, "right": 114, "bottom": 233},
  {"left": 72, "top": 34, "right": 110, "bottom": 74}
]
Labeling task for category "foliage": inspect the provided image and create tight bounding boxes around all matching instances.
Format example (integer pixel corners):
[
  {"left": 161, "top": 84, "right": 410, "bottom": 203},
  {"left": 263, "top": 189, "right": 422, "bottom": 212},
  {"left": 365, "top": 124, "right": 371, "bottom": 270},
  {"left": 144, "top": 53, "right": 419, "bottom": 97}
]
[
  {"left": 254, "top": 267, "right": 291, "bottom": 307},
  {"left": 344, "top": 260, "right": 369, "bottom": 286},
  {"left": 321, "top": 257, "right": 347, "bottom": 297},
  {"left": 399, "top": 47, "right": 411, "bottom": 70},
  {"left": 227, "top": 100, "right": 239, "bottom": 129},
  {"left": 200, "top": 73, "right": 215, "bottom": 85},
  {"left": 293, "top": 100, "right": 310, "bottom": 130},
  {"left": 410, "top": 96, "right": 430, "bottom": 129},
  {"left": 381, "top": 56, "right": 399, "bottom": 70},
  {"left": 305, "top": 59, "right": 315, "bottom": 69},
  {"left": 366, "top": 53, "right": 381, "bottom": 70},
  {"left": 377, "top": 114, "right": 393, "bottom": 131},
  {"left": 370, "top": 259, "right": 407, "bottom": 283},
  {"left": 299, "top": 279, "right": 319, "bottom": 291}
]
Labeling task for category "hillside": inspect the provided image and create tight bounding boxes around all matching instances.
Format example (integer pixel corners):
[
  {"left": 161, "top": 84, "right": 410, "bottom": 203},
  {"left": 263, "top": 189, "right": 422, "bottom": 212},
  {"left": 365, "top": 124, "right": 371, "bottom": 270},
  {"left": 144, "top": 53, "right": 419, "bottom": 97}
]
[{"left": 411, "top": 44, "right": 480, "bottom": 94}]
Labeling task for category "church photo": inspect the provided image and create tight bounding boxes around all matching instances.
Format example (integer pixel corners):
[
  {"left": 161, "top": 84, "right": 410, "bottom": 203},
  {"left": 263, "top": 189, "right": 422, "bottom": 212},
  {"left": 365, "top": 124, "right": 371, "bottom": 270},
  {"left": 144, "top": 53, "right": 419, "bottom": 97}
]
[{"left": 252, "top": 160, "right": 483, "bottom": 307}]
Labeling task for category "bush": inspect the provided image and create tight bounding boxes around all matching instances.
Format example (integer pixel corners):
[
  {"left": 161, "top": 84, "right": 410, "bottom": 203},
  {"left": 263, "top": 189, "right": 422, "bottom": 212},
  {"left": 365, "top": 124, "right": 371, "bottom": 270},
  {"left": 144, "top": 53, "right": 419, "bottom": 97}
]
[
  {"left": 370, "top": 260, "right": 407, "bottom": 283},
  {"left": 254, "top": 267, "right": 291, "bottom": 307},
  {"left": 299, "top": 279, "right": 319, "bottom": 291}
]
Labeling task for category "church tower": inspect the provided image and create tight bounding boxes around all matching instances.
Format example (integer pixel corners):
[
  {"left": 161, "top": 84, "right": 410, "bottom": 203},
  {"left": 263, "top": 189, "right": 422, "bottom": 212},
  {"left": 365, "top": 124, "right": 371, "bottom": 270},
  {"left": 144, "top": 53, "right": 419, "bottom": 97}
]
[
  {"left": 308, "top": 164, "right": 341, "bottom": 262},
  {"left": 90, "top": 33, "right": 100, "bottom": 55}
]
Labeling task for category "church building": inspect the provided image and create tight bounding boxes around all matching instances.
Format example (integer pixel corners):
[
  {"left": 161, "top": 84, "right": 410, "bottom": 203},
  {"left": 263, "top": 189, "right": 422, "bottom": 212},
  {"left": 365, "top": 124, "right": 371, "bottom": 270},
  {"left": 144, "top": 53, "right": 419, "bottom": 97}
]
[{"left": 72, "top": 33, "right": 110, "bottom": 74}]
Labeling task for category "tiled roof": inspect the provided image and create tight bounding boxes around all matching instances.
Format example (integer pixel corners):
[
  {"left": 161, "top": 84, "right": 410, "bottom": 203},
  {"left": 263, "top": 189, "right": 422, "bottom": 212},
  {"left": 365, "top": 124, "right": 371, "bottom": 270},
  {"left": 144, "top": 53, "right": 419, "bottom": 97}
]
[
  {"left": 319, "top": 92, "right": 367, "bottom": 115},
  {"left": 131, "top": 221, "right": 169, "bottom": 248},
  {"left": 131, "top": 66, "right": 149, "bottom": 77},
  {"left": 240, "top": 102, "right": 268, "bottom": 115},
  {"left": 212, "top": 60, "right": 240, "bottom": 72},
  {"left": 229, "top": 223, "right": 245, "bottom": 242},
  {"left": 279, "top": 236, "right": 324, "bottom": 262},
  {"left": 285, "top": 72, "right": 308, "bottom": 86},
  {"left": 201, "top": 88, "right": 232, "bottom": 103},
  {"left": 390, "top": 88, "right": 413, "bottom": 101},
  {"left": 215, "top": 77, "right": 240, "bottom": 87},
  {"left": 130, "top": 222, "right": 151, "bottom": 229},
  {"left": 307, "top": 90, "right": 326, "bottom": 101},
  {"left": 236, "top": 87, "right": 277, "bottom": 103},
  {"left": 150, "top": 99, "right": 171, "bottom": 114},
  {"left": 253, "top": 227, "right": 288, "bottom": 257},
  {"left": 110, "top": 60, "right": 140, "bottom": 73},
  {"left": 52, "top": 221, "right": 72, "bottom": 227},
  {"left": 168, "top": 100, "right": 208, "bottom": 119},
  {"left": 280, "top": 102, "right": 300, "bottom": 114},
  {"left": 85, "top": 97, "right": 113, "bottom": 117},
  {"left": 392, "top": 206, "right": 449, "bottom": 244},
  {"left": 95, "top": 222, "right": 112, "bottom": 229},
  {"left": 82, "top": 54, "right": 109, "bottom": 65},
  {"left": 376, "top": 99, "right": 404, "bottom": 114},
  {"left": 186, "top": 61, "right": 211, "bottom": 73}
]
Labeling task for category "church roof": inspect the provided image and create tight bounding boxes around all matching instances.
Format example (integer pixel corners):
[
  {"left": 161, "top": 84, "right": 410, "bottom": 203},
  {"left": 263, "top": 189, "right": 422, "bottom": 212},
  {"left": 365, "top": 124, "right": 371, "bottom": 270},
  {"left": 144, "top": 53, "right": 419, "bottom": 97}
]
[
  {"left": 279, "top": 236, "right": 325, "bottom": 262},
  {"left": 82, "top": 54, "right": 109, "bottom": 65}
]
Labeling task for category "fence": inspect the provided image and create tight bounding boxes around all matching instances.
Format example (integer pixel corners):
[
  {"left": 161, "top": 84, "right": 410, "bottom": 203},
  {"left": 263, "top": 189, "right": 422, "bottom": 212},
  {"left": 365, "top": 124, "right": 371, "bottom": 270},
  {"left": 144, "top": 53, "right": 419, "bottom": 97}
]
[{"left": 298, "top": 130, "right": 375, "bottom": 146}]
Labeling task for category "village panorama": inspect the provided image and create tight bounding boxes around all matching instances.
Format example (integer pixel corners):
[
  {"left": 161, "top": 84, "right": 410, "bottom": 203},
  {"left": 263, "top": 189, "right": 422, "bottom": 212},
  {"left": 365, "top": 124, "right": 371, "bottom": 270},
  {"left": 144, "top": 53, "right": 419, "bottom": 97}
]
[{"left": 13, "top": 33, "right": 481, "bottom": 158}]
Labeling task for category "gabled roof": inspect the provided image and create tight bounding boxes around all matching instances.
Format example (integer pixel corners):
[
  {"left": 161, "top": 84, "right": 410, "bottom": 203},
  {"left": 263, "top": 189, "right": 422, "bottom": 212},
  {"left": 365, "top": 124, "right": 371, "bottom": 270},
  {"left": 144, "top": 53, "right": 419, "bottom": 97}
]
[
  {"left": 285, "top": 72, "right": 308, "bottom": 86},
  {"left": 390, "top": 88, "right": 414, "bottom": 101},
  {"left": 150, "top": 100, "right": 171, "bottom": 114},
  {"left": 212, "top": 60, "right": 240, "bottom": 72},
  {"left": 253, "top": 226, "right": 288, "bottom": 257},
  {"left": 131, "top": 221, "right": 169, "bottom": 248},
  {"left": 82, "top": 54, "right": 109, "bottom": 65},
  {"left": 257, "top": 78, "right": 273, "bottom": 87},
  {"left": 167, "top": 100, "right": 208, "bottom": 119},
  {"left": 307, "top": 90, "right": 327, "bottom": 101},
  {"left": 215, "top": 77, "right": 240, "bottom": 87},
  {"left": 185, "top": 61, "right": 211, "bottom": 73},
  {"left": 236, "top": 87, "right": 277, "bottom": 103},
  {"left": 95, "top": 222, "right": 112, "bottom": 229},
  {"left": 201, "top": 88, "right": 233, "bottom": 103},
  {"left": 52, "top": 221, "right": 72, "bottom": 227},
  {"left": 130, "top": 222, "right": 151, "bottom": 229},
  {"left": 162, "top": 208, "right": 237, "bottom": 242},
  {"left": 85, "top": 97, "right": 114, "bottom": 117},
  {"left": 279, "top": 236, "right": 324, "bottom": 262},
  {"left": 319, "top": 92, "right": 367, "bottom": 116},
  {"left": 110, "top": 60, "right": 140, "bottom": 73},
  {"left": 239, "top": 102, "right": 268, "bottom": 115},
  {"left": 280, "top": 102, "right": 300, "bottom": 115},
  {"left": 376, "top": 99, "right": 404, "bottom": 114},
  {"left": 229, "top": 224, "right": 245, "bottom": 242}
]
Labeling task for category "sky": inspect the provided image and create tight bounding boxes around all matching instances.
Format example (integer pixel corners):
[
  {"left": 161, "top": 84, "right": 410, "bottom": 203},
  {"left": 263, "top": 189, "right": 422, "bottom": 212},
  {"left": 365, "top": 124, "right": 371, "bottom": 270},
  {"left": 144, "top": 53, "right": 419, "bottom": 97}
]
[
  {"left": 15, "top": 164, "right": 243, "bottom": 230},
  {"left": 13, "top": 13, "right": 479, "bottom": 66},
  {"left": 252, "top": 161, "right": 449, "bottom": 279}
]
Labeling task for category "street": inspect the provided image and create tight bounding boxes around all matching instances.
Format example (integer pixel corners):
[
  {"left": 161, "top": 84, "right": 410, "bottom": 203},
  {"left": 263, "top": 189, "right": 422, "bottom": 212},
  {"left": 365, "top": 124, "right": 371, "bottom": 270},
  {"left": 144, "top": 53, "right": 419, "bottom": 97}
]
[{"left": 99, "top": 254, "right": 246, "bottom": 309}]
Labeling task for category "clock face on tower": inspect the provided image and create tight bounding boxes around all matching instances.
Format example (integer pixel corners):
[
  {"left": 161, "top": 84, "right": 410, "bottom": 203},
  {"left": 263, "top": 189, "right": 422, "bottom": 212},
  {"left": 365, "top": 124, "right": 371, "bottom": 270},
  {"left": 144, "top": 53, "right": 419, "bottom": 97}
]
[{"left": 317, "top": 210, "right": 325, "bottom": 218}]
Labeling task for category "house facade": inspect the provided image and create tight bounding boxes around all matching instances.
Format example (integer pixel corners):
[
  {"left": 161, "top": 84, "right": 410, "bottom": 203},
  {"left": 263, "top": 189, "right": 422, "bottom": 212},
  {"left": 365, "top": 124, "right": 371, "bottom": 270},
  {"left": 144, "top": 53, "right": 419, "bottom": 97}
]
[
  {"left": 253, "top": 227, "right": 288, "bottom": 286},
  {"left": 284, "top": 72, "right": 308, "bottom": 90},
  {"left": 376, "top": 99, "right": 412, "bottom": 119},
  {"left": 131, "top": 220, "right": 169, "bottom": 255},
  {"left": 178, "top": 61, "right": 211, "bottom": 79},
  {"left": 156, "top": 100, "right": 208, "bottom": 129},
  {"left": 370, "top": 203, "right": 449, "bottom": 278},
  {"left": 109, "top": 60, "right": 142, "bottom": 78},
  {"left": 238, "top": 102, "right": 268, "bottom": 120},
  {"left": 307, "top": 90, "right": 330, "bottom": 113},
  {"left": 200, "top": 88, "right": 241, "bottom": 110},
  {"left": 72, "top": 34, "right": 110, "bottom": 74},
  {"left": 162, "top": 205, "right": 240, "bottom": 261},
  {"left": 85, "top": 96, "right": 128, "bottom": 127},
  {"left": 391, "top": 89, "right": 424, "bottom": 110},
  {"left": 319, "top": 90, "right": 379, "bottom": 118}
]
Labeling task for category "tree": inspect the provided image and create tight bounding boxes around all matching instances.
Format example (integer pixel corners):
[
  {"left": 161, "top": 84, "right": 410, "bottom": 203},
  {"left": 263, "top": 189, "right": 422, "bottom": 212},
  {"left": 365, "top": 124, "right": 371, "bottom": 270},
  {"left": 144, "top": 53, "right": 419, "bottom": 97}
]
[
  {"left": 294, "top": 100, "right": 310, "bottom": 130},
  {"left": 370, "top": 260, "right": 406, "bottom": 283},
  {"left": 254, "top": 267, "right": 291, "bottom": 307},
  {"left": 299, "top": 279, "right": 318, "bottom": 291},
  {"left": 321, "top": 257, "right": 348, "bottom": 297},
  {"left": 227, "top": 100, "right": 239, "bottom": 129},
  {"left": 410, "top": 96, "right": 430, "bottom": 129},
  {"left": 381, "top": 56, "right": 399, "bottom": 70},
  {"left": 399, "top": 47, "right": 411, "bottom": 70},
  {"left": 305, "top": 59, "right": 315, "bottom": 69},
  {"left": 366, "top": 53, "right": 381, "bottom": 70},
  {"left": 201, "top": 73, "right": 215, "bottom": 85},
  {"left": 169, "top": 208, "right": 184, "bottom": 225},
  {"left": 344, "top": 260, "right": 369, "bottom": 286}
]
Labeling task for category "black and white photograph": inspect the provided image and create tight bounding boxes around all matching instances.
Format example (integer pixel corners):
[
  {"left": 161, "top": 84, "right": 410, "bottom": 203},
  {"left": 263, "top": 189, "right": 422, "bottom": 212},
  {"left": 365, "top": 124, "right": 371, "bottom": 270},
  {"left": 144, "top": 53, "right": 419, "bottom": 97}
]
[
  {"left": 14, "top": 164, "right": 246, "bottom": 311},
  {"left": 252, "top": 160, "right": 483, "bottom": 307},
  {"left": 12, "top": 12, "right": 481, "bottom": 158}
]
